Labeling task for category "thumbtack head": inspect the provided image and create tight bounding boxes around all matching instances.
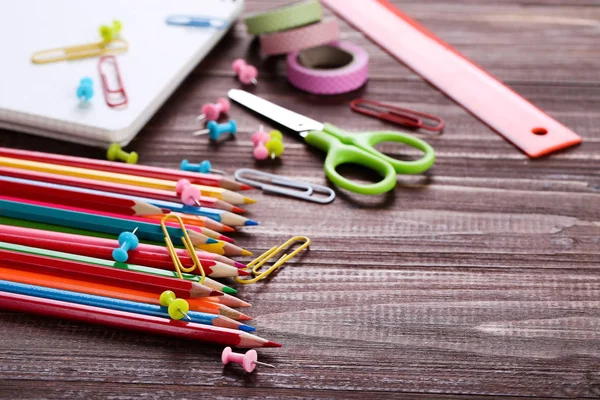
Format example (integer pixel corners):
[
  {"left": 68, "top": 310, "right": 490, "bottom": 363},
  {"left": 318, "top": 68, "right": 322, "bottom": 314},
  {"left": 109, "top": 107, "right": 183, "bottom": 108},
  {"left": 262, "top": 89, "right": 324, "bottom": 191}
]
[
  {"left": 106, "top": 143, "right": 121, "bottom": 161},
  {"left": 199, "top": 160, "right": 212, "bottom": 173}
]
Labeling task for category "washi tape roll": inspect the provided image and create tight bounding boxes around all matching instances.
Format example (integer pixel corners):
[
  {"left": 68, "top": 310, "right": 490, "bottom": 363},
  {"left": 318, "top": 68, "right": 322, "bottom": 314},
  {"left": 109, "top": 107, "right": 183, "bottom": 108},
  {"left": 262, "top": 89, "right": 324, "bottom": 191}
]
[
  {"left": 244, "top": 0, "right": 322, "bottom": 35},
  {"left": 286, "top": 41, "right": 369, "bottom": 95},
  {"left": 260, "top": 18, "right": 340, "bottom": 56}
]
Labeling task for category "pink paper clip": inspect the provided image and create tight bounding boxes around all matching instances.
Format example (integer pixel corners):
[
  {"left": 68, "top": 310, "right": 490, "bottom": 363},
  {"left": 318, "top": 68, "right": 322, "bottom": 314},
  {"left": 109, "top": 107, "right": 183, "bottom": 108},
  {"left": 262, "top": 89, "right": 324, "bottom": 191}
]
[
  {"left": 98, "top": 55, "right": 128, "bottom": 108},
  {"left": 350, "top": 98, "right": 444, "bottom": 133}
]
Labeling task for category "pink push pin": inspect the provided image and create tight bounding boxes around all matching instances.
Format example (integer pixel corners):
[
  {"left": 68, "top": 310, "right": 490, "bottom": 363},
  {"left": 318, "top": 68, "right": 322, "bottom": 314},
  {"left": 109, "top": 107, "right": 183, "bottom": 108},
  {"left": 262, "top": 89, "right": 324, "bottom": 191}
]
[
  {"left": 252, "top": 125, "right": 270, "bottom": 160},
  {"left": 175, "top": 179, "right": 202, "bottom": 206},
  {"left": 221, "top": 347, "right": 275, "bottom": 372},
  {"left": 197, "top": 98, "right": 231, "bottom": 123},
  {"left": 232, "top": 59, "right": 258, "bottom": 85}
]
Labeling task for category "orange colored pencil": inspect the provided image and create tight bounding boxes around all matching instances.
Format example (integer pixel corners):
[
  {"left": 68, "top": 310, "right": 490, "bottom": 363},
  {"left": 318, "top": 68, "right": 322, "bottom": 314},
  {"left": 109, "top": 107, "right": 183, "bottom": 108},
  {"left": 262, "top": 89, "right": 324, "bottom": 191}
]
[{"left": 0, "top": 266, "right": 252, "bottom": 321}]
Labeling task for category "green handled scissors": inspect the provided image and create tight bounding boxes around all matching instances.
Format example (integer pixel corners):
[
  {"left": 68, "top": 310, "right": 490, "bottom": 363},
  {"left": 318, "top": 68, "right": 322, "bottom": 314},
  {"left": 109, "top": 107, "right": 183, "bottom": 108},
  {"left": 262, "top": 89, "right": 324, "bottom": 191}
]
[{"left": 228, "top": 90, "right": 435, "bottom": 195}]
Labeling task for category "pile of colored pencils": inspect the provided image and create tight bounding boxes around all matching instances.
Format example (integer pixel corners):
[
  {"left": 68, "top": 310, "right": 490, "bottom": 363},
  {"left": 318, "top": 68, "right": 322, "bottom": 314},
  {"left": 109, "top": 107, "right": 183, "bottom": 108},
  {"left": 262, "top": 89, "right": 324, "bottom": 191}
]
[{"left": 0, "top": 147, "right": 280, "bottom": 349}]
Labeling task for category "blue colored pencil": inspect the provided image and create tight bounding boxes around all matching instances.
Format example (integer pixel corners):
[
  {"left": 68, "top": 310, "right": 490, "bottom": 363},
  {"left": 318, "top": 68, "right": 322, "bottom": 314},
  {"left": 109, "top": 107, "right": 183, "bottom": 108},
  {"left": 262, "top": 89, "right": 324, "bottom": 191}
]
[
  {"left": 0, "top": 175, "right": 257, "bottom": 226},
  {"left": 0, "top": 196, "right": 216, "bottom": 245},
  {"left": 0, "top": 279, "right": 255, "bottom": 332}
]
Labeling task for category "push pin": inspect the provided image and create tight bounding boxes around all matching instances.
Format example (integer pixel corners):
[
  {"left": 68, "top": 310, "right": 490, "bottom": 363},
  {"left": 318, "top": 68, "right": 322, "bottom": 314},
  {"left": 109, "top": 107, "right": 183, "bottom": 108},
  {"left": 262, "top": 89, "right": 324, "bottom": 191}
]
[
  {"left": 197, "top": 98, "right": 231, "bottom": 123},
  {"left": 252, "top": 127, "right": 284, "bottom": 160},
  {"left": 159, "top": 290, "right": 192, "bottom": 321},
  {"left": 107, "top": 143, "right": 138, "bottom": 164},
  {"left": 175, "top": 179, "right": 202, "bottom": 207},
  {"left": 221, "top": 347, "right": 275, "bottom": 372},
  {"left": 232, "top": 59, "right": 258, "bottom": 85},
  {"left": 180, "top": 159, "right": 226, "bottom": 175},
  {"left": 76, "top": 77, "right": 94, "bottom": 103},
  {"left": 265, "top": 130, "right": 285, "bottom": 160},
  {"left": 99, "top": 20, "right": 122, "bottom": 42},
  {"left": 112, "top": 228, "right": 139, "bottom": 263},
  {"left": 193, "top": 120, "right": 237, "bottom": 140}
]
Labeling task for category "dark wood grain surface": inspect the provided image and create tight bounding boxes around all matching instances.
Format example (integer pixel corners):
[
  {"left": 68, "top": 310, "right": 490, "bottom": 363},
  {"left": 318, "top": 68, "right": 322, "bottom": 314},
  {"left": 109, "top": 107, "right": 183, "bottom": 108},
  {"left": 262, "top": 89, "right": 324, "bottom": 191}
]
[{"left": 1, "top": 0, "right": 599, "bottom": 398}]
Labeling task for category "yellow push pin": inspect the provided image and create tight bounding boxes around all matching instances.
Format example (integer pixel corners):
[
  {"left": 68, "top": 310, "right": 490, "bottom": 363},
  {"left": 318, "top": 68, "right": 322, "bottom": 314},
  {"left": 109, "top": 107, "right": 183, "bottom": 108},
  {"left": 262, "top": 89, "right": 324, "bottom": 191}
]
[
  {"left": 99, "top": 20, "right": 122, "bottom": 42},
  {"left": 265, "top": 130, "right": 284, "bottom": 159},
  {"left": 159, "top": 290, "right": 192, "bottom": 321},
  {"left": 107, "top": 143, "right": 138, "bottom": 164}
]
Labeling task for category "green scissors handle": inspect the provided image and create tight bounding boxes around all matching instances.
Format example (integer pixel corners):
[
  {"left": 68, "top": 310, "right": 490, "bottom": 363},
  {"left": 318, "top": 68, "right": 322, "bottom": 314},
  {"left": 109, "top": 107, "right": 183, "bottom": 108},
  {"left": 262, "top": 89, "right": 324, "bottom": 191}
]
[{"left": 304, "top": 123, "right": 436, "bottom": 195}]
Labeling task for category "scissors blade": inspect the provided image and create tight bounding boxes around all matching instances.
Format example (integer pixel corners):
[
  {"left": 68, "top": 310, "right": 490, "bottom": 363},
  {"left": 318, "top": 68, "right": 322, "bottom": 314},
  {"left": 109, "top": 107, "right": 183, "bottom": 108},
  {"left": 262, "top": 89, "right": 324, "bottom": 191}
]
[{"left": 228, "top": 89, "right": 324, "bottom": 134}]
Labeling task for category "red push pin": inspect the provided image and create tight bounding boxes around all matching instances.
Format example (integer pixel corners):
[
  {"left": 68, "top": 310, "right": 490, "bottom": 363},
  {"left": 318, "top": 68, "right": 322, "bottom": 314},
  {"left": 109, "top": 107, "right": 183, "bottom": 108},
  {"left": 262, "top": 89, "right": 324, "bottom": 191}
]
[
  {"left": 197, "top": 98, "right": 231, "bottom": 123},
  {"left": 221, "top": 347, "right": 275, "bottom": 372},
  {"left": 175, "top": 179, "right": 202, "bottom": 207},
  {"left": 232, "top": 59, "right": 258, "bottom": 85}
]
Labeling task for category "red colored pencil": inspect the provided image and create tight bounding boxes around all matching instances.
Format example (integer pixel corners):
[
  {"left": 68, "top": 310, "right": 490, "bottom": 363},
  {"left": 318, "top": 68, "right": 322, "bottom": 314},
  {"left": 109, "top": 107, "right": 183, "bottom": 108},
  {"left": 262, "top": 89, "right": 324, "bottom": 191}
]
[
  {"left": 1, "top": 249, "right": 224, "bottom": 298},
  {"left": 0, "top": 176, "right": 166, "bottom": 217},
  {"left": 0, "top": 222, "right": 246, "bottom": 269},
  {"left": 0, "top": 166, "right": 245, "bottom": 213},
  {"left": 0, "top": 147, "right": 252, "bottom": 191},
  {"left": 0, "top": 291, "right": 279, "bottom": 348}
]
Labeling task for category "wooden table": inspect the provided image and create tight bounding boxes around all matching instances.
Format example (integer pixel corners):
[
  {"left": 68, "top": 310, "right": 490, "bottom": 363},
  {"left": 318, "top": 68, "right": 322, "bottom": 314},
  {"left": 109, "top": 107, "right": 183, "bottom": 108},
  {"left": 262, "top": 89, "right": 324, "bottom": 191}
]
[{"left": 1, "top": 1, "right": 599, "bottom": 398}]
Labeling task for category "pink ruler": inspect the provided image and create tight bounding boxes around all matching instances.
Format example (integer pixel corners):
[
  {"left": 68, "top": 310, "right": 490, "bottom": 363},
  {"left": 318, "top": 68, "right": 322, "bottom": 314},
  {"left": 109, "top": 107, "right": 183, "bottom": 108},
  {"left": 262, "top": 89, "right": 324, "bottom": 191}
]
[{"left": 322, "top": 0, "right": 582, "bottom": 157}]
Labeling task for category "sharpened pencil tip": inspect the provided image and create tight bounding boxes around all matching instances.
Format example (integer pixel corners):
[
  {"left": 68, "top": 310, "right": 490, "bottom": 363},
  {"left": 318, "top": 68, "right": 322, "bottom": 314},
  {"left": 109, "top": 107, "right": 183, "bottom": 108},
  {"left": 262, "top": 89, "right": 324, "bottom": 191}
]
[
  {"left": 264, "top": 341, "right": 282, "bottom": 348},
  {"left": 206, "top": 238, "right": 219, "bottom": 244},
  {"left": 244, "top": 220, "right": 258, "bottom": 226},
  {"left": 237, "top": 269, "right": 252, "bottom": 277},
  {"left": 238, "top": 313, "right": 253, "bottom": 321},
  {"left": 239, "top": 324, "right": 256, "bottom": 332},
  {"left": 219, "top": 235, "right": 235, "bottom": 243},
  {"left": 240, "top": 250, "right": 253, "bottom": 257},
  {"left": 239, "top": 184, "right": 254, "bottom": 191},
  {"left": 232, "top": 206, "right": 246, "bottom": 214},
  {"left": 221, "top": 287, "right": 238, "bottom": 295},
  {"left": 222, "top": 225, "right": 236, "bottom": 233},
  {"left": 243, "top": 197, "right": 257, "bottom": 204},
  {"left": 233, "top": 261, "right": 247, "bottom": 269},
  {"left": 209, "top": 290, "right": 224, "bottom": 297}
]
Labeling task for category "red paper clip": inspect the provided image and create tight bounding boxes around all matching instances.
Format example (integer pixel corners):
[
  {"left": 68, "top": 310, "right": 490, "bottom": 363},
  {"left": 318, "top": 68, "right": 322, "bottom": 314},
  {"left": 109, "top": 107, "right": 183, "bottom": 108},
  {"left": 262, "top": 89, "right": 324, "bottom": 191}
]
[
  {"left": 98, "top": 55, "right": 128, "bottom": 108},
  {"left": 350, "top": 98, "right": 444, "bottom": 132}
]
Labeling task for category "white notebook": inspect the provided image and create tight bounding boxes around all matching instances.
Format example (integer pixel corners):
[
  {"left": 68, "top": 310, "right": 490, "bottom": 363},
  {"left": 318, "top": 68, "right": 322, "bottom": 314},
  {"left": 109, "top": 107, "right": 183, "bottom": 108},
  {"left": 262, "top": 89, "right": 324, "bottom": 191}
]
[{"left": 0, "top": 0, "right": 244, "bottom": 147}]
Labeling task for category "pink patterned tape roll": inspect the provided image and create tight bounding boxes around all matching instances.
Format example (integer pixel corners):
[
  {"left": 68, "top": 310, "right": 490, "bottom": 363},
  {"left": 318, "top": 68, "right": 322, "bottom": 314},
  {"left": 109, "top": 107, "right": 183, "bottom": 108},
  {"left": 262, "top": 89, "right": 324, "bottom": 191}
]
[
  {"left": 260, "top": 18, "right": 341, "bottom": 56},
  {"left": 286, "top": 41, "right": 369, "bottom": 95}
]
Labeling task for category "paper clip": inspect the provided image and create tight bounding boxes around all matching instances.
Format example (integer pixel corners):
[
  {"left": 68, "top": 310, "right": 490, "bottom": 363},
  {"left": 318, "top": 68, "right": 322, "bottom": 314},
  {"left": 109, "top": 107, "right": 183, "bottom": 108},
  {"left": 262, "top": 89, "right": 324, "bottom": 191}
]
[
  {"left": 31, "top": 39, "right": 128, "bottom": 64},
  {"left": 98, "top": 55, "right": 128, "bottom": 108},
  {"left": 236, "top": 236, "right": 310, "bottom": 284},
  {"left": 350, "top": 99, "right": 445, "bottom": 133},
  {"left": 160, "top": 214, "right": 205, "bottom": 283},
  {"left": 166, "top": 15, "right": 228, "bottom": 29},
  {"left": 234, "top": 169, "right": 335, "bottom": 204}
]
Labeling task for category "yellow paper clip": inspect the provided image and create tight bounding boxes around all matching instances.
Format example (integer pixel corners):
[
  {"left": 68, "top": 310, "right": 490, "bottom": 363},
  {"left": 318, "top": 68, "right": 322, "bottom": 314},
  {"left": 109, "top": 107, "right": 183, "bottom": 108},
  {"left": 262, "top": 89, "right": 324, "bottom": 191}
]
[
  {"left": 160, "top": 214, "right": 205, "bottom": 283},
  {"left": 31, "top": 39, "right": 129, "bottom": 64},
  {"left": 236, "top": 236, "right": 310, "bottom": 284}
]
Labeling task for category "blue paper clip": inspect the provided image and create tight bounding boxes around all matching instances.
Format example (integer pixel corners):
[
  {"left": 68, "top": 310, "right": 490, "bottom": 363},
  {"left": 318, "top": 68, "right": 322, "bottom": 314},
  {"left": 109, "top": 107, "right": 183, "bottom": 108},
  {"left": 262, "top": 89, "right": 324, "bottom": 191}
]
[{"left": 166, "top": 16, "right": 228, "bottom": 29}]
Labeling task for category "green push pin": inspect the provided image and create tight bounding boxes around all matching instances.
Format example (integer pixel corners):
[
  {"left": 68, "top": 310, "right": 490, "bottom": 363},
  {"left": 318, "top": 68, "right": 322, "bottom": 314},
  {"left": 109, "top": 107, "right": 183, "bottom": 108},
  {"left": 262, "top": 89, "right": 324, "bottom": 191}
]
[
  {"left": 159, "top": 290, "right": 192, "bottom": 321},
  {"left": 107, "top": 143, "right": 138, "bottom": 164}
]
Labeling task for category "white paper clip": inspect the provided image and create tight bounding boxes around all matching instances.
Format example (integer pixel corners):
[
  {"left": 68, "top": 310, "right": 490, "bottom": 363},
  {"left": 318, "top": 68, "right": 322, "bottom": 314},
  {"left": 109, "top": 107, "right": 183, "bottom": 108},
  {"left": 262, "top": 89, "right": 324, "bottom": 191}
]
[{"left": 234, "top": 168, "right": 335, "bottom": 204}]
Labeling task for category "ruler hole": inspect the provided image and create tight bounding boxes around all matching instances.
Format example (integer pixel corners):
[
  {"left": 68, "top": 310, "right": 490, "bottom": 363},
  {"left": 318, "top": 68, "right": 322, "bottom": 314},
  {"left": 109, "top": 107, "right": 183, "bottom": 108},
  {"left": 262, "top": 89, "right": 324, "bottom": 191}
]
[{"left": 532, "top": 127, "right": 548, "bottom": 135}]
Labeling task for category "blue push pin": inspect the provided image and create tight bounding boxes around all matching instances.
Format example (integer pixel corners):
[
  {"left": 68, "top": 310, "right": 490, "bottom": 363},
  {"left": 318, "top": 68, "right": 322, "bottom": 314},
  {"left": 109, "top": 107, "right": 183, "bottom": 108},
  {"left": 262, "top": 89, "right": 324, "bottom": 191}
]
[
  {"left": 180, "top": 159, "right": 226, "bottom": 175},
  {"left": 76, "top": 77, "right": 94, "bottom": 102},
  {"left": 112, "top": 228, "right": 139, "bottom": 263},
  {"left": 193, "top": 120, "right": 237, "bottom": 140}
]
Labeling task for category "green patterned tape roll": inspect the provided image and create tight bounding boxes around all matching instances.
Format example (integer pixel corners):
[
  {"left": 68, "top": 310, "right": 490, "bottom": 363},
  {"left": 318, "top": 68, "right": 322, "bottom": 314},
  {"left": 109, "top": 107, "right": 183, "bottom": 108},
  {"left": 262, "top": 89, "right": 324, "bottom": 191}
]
[{"left": 244, "top": 0, "right": 322, "bottom": 35}]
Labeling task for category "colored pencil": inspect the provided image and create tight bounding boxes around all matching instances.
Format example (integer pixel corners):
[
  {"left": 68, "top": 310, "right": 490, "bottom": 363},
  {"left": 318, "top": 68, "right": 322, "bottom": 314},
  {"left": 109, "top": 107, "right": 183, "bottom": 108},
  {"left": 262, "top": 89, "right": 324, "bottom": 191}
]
[
  {"left": 0, "top": 147, "right": 253, "bottom": 191},
  {"left": 0, "top": 175, "right": 166, "bottom": 217},
  {"left": 0, "top": 266, "right": 251, "bottom": 320},
  {"left": 0, "top": 280, "right": 253, "bottom": 331},
  {"left": 0, "top": 249, "right": 224, "bottom": 298},
  {"left": 0, "top": 234, "right": 248, "bottom": 280},
  {"left": 0, "top": 156, "right": 255, "bottom": 205},
  {"left": 0, "top": 238, "right": 244, "bottom": 300},
  {"left": 145, "top": 213, "right": 235, "bottom": 233},
  {"left": 0, "top": 196, "right": 251, "bottom": 256},
  {"left": 0, "top": 292, "right": 277, "bottom": 348},
  {"left": 0, "top": 166, "right": 245, "bottom": 213},
  {"left": 0, "top": 216, "right": 246, "bottom": 269},
  {"left": 0, "top": 174, "right": 255, "bottom": 227}
]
